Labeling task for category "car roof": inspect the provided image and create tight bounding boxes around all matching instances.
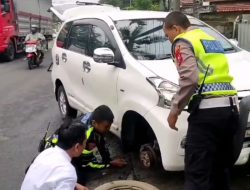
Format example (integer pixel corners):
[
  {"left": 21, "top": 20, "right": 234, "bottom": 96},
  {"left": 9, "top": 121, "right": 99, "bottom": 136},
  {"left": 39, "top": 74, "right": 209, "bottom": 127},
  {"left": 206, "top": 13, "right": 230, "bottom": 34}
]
[
  {"left": 66, "top": 9, "right": 194, "bottom": 23},
  {"left": 52, "top": 3, "right": 195, "bottom": 22},
  {"left": 108, "top": 10, "right": 169, "bottom": 21},
  {"left": 51, "top": 4, "right": 120, "bottom": 21}
]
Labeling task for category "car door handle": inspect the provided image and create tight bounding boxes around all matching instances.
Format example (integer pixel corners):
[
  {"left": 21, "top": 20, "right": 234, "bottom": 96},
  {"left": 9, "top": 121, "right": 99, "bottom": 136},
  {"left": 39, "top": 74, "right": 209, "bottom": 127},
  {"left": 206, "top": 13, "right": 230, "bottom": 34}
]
[
  {"left": 62, "top": 53, "right": 67, "bottom": 62},
  {"left": 83, "top": 61, "right": 91, "bottom": 73}
]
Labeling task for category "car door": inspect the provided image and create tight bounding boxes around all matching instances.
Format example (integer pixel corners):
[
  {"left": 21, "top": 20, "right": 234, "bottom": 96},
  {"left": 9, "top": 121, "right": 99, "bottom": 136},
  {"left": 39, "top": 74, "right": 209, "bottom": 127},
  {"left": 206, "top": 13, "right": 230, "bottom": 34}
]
[
  {"left": 53, "top": 22, "right": 74, "bottom": 95},
  {"left": 62, "top": 23, "right": 92, "bottom": 112},
  {"left": 79, "top": 18, "right": 125, "bottom": 124}
]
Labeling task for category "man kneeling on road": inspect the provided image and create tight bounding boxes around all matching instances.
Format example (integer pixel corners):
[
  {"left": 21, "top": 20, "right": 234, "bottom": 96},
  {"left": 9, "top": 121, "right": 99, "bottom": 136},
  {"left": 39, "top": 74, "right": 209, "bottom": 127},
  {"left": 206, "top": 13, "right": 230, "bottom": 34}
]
[
  {"left": 21, "top": 119, "right": 89, "bottom": 190},
  {"left": 45, "top": 105, "right": 127, "bottom": 185}
]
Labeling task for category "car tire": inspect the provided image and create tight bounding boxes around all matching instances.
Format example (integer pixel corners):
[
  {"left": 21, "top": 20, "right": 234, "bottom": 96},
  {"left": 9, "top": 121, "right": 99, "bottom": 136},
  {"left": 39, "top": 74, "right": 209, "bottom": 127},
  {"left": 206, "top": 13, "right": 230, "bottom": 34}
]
[
  {"left": 94, "top": 180, "right": 159, "bottom": 190},
  {"left": 3, "top": 41, "right": 15, "bottom": 62},
  {"left": 57, "top": 85, "right": 77, "bottom": 119},
  {"left": 121, "top": 124, "right": 137, "bottom": 152}
]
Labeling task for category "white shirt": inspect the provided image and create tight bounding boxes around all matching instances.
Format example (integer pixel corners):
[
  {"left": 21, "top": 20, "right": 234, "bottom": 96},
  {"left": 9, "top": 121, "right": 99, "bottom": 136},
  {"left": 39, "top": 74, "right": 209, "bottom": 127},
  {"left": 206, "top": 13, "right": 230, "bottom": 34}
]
[
  {"left": 25, "top": 33, "right": 45, "bottom": 42},
  {"left": 21, "top": 146, "right": 77, "bottom": 190},
  {"left": 25, "top": 33, "right": 45, "bottom": 50}
]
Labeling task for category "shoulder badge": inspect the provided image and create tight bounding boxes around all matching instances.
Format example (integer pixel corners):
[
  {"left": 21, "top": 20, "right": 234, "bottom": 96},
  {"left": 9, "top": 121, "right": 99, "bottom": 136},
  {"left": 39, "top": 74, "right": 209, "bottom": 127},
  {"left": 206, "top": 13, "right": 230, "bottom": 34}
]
[{"left": 175, "top": 45, "right": 183, "bottom": 66}]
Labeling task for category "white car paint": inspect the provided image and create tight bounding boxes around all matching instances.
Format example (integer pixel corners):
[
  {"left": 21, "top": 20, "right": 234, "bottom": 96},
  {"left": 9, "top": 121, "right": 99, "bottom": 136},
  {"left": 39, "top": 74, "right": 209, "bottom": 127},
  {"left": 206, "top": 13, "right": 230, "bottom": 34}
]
[{"left": 51, "top": 8, "right": 250, "bottom": 171}]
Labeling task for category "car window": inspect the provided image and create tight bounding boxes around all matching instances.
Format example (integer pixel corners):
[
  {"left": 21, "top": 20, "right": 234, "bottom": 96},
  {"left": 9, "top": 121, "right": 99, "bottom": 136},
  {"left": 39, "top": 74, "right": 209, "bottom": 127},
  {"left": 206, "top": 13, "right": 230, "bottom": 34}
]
[
  {"left": 52, "top": 13, "right": 63, "bottom": 34},
  {"left": 115, "top": 18, "right": 236, "bottom": 61},
  {"left": 56, "top": 22, "right": 72, "bottom": 48},
  {"left": 67, "top": 24, "right": 90, "bottom": 55},
  {"left": 115, "top": 19, "right": 171, "bottom": 60},
  {"left": 189, "top": 18, "right": 235, "bottom": 52},
  {"left": 88, "top": 25, "right": 114, "bottom": 57}
]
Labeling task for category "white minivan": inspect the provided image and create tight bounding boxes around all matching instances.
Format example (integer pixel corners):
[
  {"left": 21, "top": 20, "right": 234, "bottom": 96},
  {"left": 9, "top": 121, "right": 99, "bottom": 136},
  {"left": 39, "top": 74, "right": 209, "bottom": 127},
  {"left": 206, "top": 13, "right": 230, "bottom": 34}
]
[{"left": 51, "top": 5, "right": 250, "bottom": 171}]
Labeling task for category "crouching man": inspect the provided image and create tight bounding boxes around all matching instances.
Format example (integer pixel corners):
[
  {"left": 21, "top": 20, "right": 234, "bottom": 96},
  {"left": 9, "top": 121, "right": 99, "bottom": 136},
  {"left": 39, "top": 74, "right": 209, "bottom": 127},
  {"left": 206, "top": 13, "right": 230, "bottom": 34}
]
[{"left": 21, "top": 120, "right": 89, "bottom": 190}]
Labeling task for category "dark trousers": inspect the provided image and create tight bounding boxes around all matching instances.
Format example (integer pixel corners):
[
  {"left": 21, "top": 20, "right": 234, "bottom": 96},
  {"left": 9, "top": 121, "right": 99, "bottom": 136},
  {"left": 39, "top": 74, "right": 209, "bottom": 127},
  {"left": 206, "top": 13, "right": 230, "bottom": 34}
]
[
  {"left": 72, "top": 156, "right": 106, "bottom": 186},
  {"left": 38, "top": 50, "right": 44, "bottom": 59},
  {"left": 74, "top": 165, "right": 108, "bottom": 185},
  {"left": 184, "top": 106, "right": 240, "bottom": 190}
]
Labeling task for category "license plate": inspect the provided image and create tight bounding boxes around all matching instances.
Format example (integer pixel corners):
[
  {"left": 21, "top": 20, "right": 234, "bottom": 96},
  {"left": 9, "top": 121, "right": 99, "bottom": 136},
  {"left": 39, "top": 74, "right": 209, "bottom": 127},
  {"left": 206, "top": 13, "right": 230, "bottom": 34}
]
[{"left": 26, "top": 46, "right": 36, "bottom": 52}]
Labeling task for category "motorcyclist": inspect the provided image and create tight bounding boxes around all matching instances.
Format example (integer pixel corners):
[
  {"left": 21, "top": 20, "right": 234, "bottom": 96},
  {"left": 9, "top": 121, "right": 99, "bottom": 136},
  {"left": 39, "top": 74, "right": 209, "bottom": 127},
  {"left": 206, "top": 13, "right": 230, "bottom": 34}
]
[{"left": 25, "top": 25, "right": 45, "bottom": 59}]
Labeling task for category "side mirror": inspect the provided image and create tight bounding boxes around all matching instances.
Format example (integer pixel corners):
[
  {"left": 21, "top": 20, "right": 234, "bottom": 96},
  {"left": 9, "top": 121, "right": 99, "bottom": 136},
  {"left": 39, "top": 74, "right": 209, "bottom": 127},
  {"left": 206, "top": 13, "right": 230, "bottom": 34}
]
[
  {"left": 229, "top": 39, "right": 239, "bottom": 47},
  {"left": 93, "top": 48, "right": 115, "bottom": 64},
  {"left": 3, "top": 3, "right": 10, "bottom": 13}
]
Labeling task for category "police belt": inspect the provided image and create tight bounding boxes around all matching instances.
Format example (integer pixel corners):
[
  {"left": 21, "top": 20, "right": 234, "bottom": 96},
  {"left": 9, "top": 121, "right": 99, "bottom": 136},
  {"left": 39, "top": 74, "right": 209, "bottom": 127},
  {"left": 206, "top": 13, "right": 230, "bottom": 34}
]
[{"left": 199, "top": 96, "right": 238, "bottom": 109}]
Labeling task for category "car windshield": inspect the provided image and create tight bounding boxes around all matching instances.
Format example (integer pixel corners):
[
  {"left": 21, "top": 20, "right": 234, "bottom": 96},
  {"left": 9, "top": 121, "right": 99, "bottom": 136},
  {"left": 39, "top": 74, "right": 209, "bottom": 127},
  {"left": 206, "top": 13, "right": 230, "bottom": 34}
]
[{"left": 114, "top": 18, "right": 236, "bottom": 61}]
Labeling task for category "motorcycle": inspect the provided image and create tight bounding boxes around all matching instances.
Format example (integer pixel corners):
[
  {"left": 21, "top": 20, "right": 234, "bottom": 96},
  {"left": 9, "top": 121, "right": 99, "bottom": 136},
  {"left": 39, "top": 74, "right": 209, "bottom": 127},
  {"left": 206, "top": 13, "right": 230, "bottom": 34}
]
[{"left": 25, "top": 40, "right": 43, "bottom": 70}]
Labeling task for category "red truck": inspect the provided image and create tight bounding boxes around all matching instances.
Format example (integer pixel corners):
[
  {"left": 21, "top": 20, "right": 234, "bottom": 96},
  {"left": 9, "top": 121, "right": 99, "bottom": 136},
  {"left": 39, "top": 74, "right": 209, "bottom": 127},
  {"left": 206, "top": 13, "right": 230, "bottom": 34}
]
[{"left": 0, "top": 0, "right": 52, "bottom": 61}]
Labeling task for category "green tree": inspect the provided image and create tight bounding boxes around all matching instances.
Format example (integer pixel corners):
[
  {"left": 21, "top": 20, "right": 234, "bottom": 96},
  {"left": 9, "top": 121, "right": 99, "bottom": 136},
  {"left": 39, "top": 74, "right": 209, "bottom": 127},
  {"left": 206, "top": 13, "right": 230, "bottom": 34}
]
[
  {"left": 133, "top": 0, "right": 153, "bottom": 10},
  {"left": 100, "top": 0, "right": 162, "bottom": 11}
]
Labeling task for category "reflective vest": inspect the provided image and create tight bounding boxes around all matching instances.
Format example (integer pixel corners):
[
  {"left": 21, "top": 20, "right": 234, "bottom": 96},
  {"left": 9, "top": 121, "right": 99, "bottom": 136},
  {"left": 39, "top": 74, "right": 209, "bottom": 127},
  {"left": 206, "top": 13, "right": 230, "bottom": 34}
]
[
  {"left": 49, "top": 126, "right": 107, "bottom": 169},
  {"left": 173, "top": 28, "right": 237, "bottom": 97},
  {"left": 49, "top": 113, "right": 108, "bottom": 169},
  {"left": 50, "top": 127, "right": 94, "bottom": 155}
]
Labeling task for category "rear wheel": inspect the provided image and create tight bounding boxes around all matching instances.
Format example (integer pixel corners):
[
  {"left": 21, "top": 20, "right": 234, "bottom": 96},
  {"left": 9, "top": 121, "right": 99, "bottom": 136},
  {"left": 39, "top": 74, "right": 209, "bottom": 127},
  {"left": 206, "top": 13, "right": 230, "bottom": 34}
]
[{"left": 57, "top": 85, "right": 77, "bottom": 119}]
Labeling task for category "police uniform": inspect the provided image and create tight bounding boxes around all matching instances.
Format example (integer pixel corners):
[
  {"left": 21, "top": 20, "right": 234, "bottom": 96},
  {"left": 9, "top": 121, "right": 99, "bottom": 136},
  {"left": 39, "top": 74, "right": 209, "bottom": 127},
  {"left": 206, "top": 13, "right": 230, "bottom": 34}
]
[{"left": 170, "top": 27, "right": 240, "bottom": 190}]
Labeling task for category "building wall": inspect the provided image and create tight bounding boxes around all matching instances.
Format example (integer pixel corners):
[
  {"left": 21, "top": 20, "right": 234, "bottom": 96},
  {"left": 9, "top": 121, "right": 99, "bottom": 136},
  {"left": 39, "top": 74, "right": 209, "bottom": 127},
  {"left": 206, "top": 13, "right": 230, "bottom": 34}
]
[
  {"left": 200, "top": 13, "right": 238, "bottom": 38},
  {"left": 238, "top": 23, "right": 250, "bottom": 51}
]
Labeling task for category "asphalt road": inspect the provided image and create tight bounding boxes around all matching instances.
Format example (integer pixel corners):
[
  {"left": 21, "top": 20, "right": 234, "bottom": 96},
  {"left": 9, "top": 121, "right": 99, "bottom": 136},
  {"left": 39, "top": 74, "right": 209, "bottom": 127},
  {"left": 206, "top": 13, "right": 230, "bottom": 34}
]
[{"left": 0, "top": 53, "right": 249, "bottom": 190}]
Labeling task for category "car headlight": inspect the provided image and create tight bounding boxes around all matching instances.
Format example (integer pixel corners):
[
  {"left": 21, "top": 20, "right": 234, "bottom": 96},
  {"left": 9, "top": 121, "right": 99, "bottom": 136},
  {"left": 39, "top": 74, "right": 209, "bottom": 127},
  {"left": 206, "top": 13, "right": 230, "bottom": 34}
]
[{"left": 147, "top": 77, "right": 179, "bottom": 108}]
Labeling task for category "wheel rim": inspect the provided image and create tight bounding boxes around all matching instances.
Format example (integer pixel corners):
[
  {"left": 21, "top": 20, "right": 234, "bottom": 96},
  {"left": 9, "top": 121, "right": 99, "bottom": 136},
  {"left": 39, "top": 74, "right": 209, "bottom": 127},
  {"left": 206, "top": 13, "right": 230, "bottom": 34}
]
[
  {"left": 59, "top": 91, "right": 67, "bottom": 116},
  {"left": 140, "top": 151, "right": 152, "bottom": 168}
]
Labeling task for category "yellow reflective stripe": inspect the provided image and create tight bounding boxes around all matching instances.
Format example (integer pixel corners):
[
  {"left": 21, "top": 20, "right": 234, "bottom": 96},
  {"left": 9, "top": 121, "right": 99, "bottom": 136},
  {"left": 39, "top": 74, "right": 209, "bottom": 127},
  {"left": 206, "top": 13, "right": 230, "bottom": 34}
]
[
  {"left": 52, "top": 138, "right": 58, "bottom": 144},
  {"left": 86, "top": 127, "right": 94, "bottom": 139},
  {"left": 82, "top": 127, "right": 94, "bottom": 154},
  {"left": 87, "top": 162, "right": 106, "bottom": 169},
  {"left": 82, "top": 149, "right": 93, "bottom": 154}
]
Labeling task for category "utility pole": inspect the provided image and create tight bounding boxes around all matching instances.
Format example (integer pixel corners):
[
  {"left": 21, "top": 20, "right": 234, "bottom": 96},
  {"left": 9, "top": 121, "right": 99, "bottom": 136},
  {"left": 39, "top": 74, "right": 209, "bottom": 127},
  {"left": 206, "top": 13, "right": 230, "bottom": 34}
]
[
  {"left": 193, "top": 0, "right": 202, "bottom": 18},
  {"left": 38, "top": 0, "right": 41, "bottom": 30},
  {"left": 169, "top": 0, "right": 180, "bottom": 11}
]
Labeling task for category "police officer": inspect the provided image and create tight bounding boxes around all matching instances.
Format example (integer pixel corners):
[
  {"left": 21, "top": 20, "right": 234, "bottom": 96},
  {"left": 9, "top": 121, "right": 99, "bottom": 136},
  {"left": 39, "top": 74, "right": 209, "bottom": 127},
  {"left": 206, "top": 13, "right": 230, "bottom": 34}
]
[{"left": 163, "top": 12, "right": 240, "bottom": 190}]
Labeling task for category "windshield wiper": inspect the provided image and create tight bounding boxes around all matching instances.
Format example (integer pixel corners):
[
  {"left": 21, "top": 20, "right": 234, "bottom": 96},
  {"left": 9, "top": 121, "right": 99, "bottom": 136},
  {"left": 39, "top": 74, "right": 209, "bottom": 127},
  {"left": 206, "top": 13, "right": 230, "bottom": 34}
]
[
  {"left": 224, "top": 47, "right": 235, "bottom": 52},
  {"left": 155, "top": 54, "right": 172, "bottom": 60}
]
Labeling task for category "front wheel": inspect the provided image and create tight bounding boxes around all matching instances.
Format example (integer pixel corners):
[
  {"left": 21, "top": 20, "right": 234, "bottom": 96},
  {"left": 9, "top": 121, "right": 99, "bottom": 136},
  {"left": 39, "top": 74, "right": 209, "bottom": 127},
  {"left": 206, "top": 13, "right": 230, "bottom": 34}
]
[
  {"left": 57, "top": 85, "right": 77, "bottom": 119},
  {"left": 28, "top": 58, "right": 33, "bottom": 70},
  {"left": 3, "top": 41, "right": 15, "bottom": 61}
]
